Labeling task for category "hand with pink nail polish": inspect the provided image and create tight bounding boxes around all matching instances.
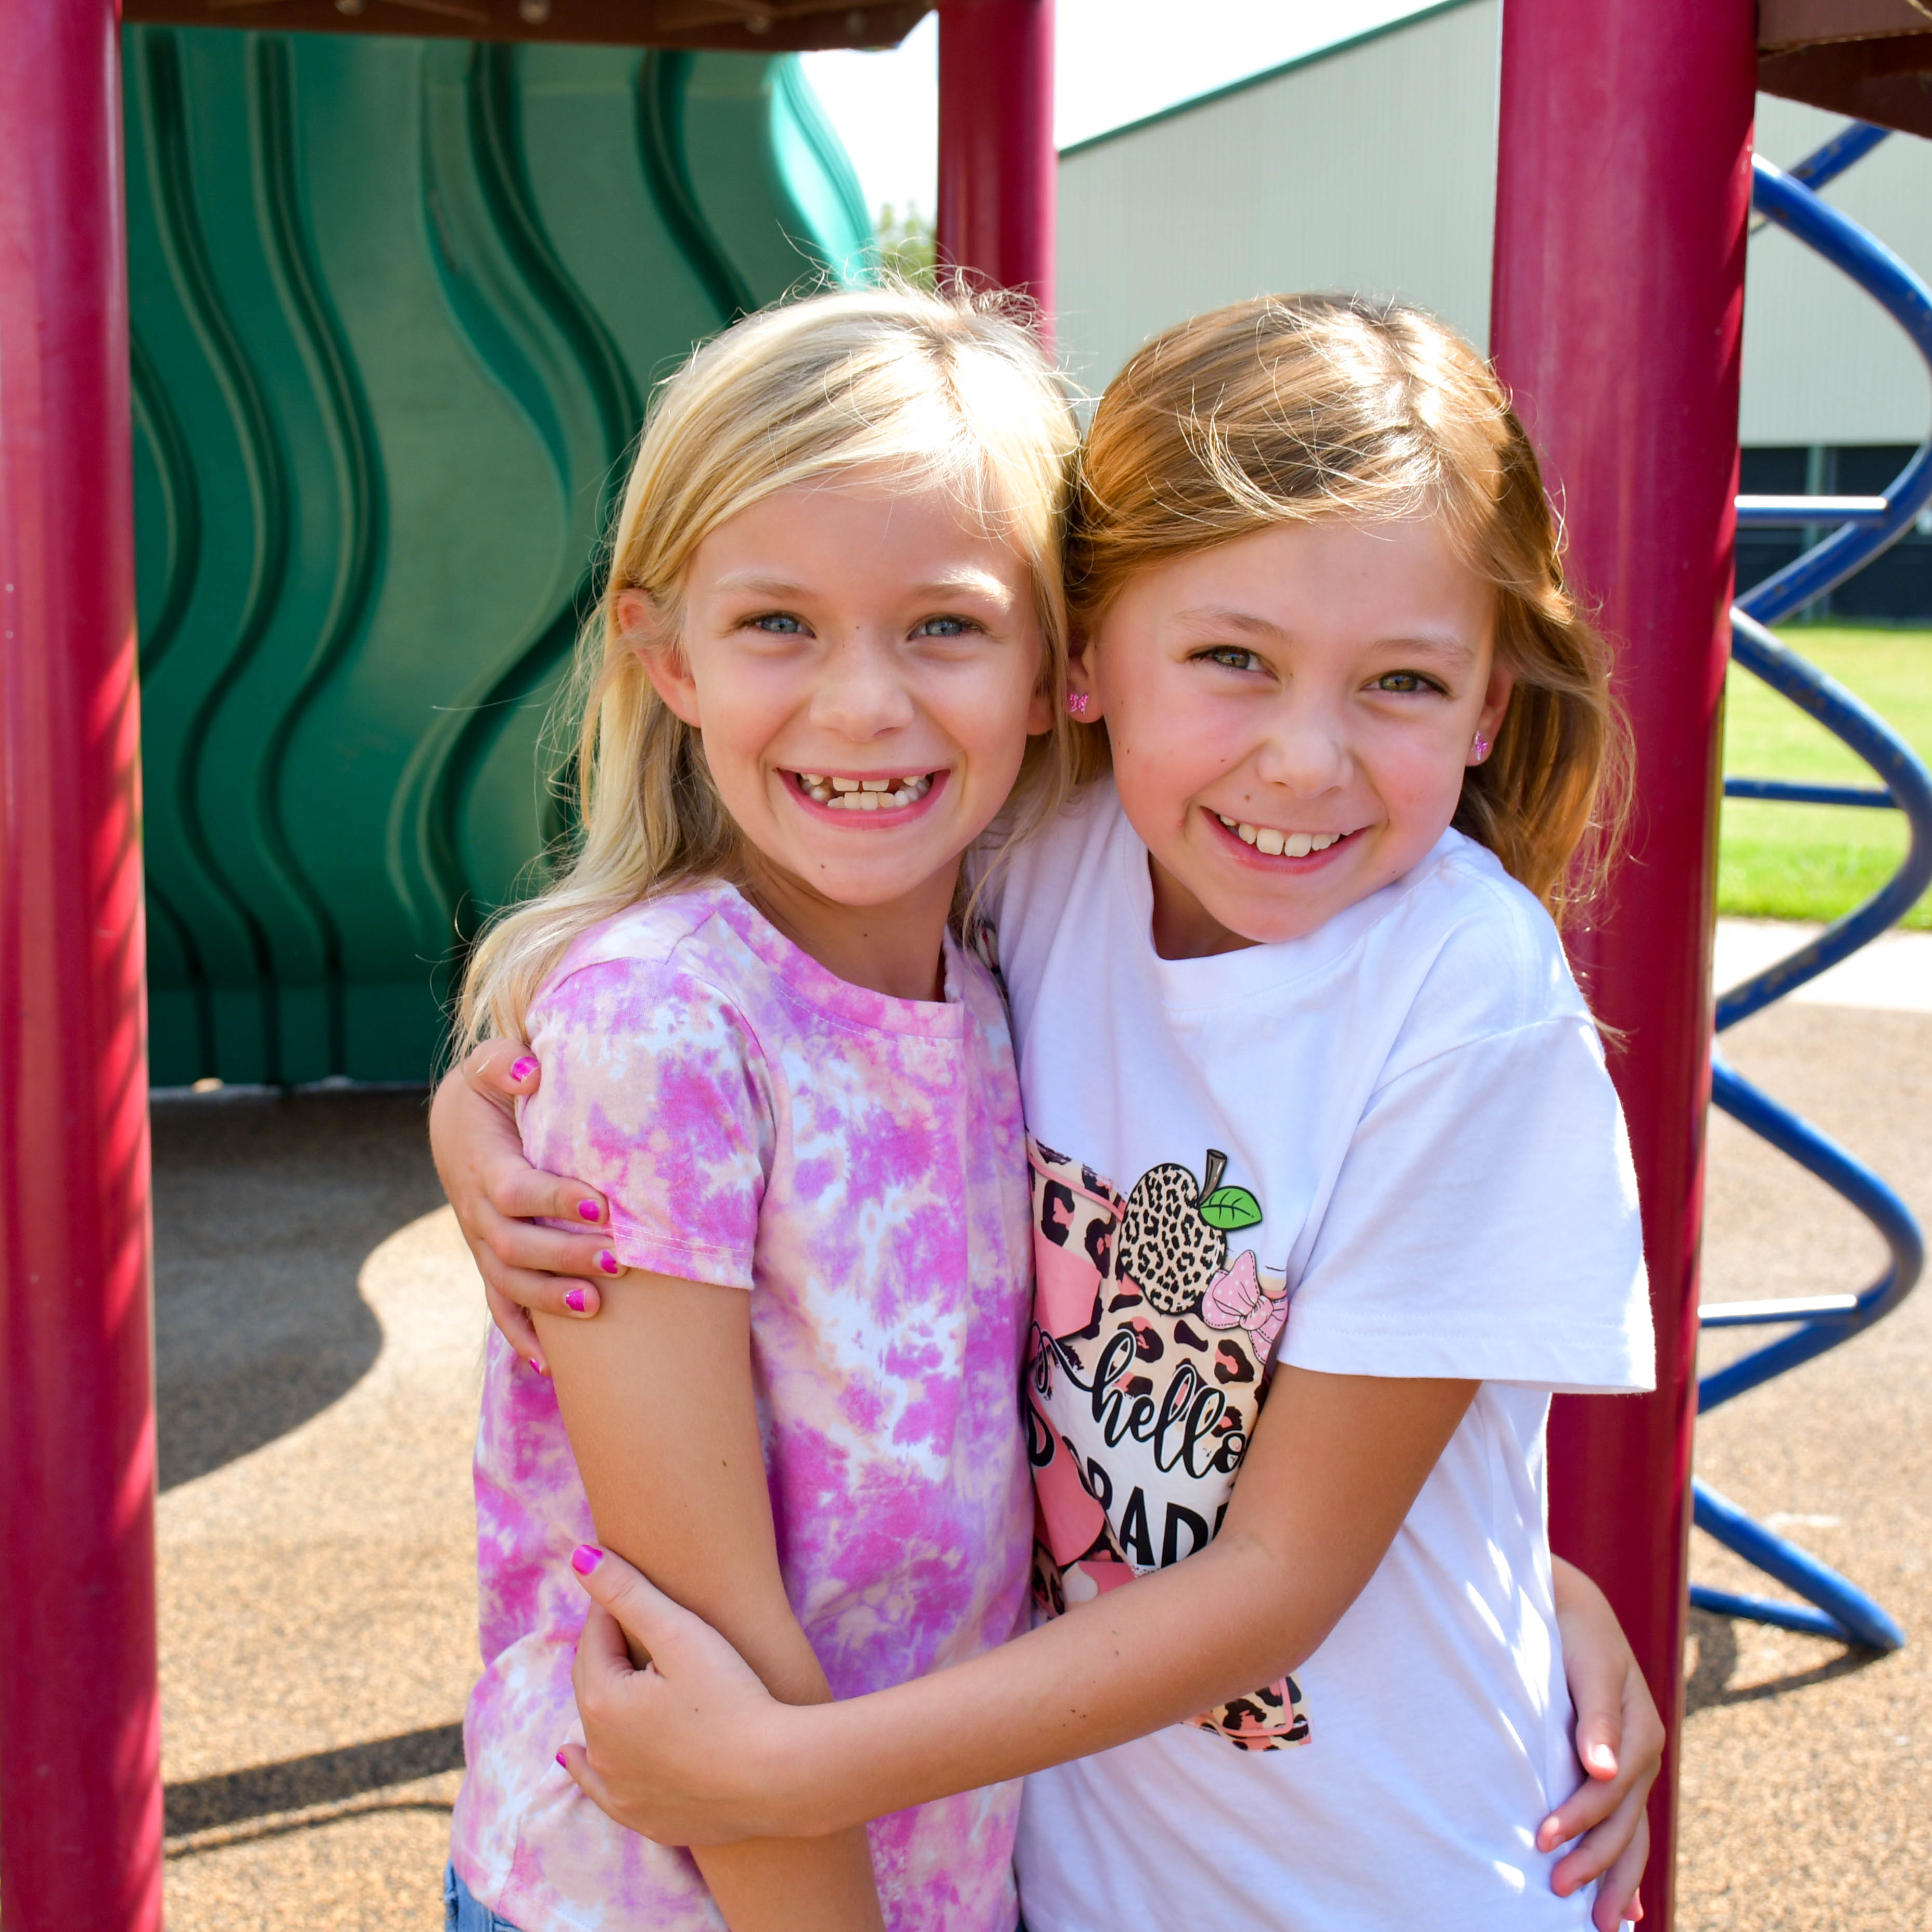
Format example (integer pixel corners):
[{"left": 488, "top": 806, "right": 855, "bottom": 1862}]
[
  {"left": 1541, "top": 1558, "right": 1664, "bottom": 1930},
  {"left": 429, "top": 1039, "right": 621, "bottom": 1367}
]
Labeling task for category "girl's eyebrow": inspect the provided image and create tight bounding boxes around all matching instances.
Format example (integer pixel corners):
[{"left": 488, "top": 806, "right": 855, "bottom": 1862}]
[
  {"left": 709, "top": 571, "right": 812, "bottom": 599},
  {"left": 1370, "top": 633, "right": 1478, "bottom": 666},
  {"left": 1171, "top": 606, "right": 1285, "bottom": 638},
  {"left": 709, "top": 568, "right": 1014, "bottom": 603}
]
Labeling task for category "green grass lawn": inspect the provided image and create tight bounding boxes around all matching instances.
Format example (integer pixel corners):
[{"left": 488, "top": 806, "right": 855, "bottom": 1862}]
[{"left": 1718, "top": 622, "right": 1932, "bottom": 930}]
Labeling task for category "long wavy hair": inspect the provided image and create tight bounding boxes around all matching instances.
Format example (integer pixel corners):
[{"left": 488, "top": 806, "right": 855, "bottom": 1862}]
[
  {"left": 1064, "top": 294, "right": 1630, "bottom": 922},
  {"left": 458, "top": 283, "right": 1080, "bottom": 1051}
]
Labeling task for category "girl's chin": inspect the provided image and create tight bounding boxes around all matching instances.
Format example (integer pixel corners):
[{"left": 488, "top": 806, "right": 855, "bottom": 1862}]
[{"left": 753, "top": 837, "right": 961, "bottom": 911}]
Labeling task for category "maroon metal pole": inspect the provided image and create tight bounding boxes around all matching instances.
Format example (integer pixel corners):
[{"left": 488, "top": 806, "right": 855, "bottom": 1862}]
[
  {"left": 936, "top": 0, "right": 1057, "bottom": 328},
  {"left": 0, "top": 3, "right": 163, "bottom": 1930},
  {"left": 1490, "top": 3, "right": 1756, "bottom": 1924}
]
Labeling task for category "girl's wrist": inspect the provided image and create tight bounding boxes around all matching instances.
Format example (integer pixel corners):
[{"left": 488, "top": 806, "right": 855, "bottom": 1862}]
[{"left": 758, "top": 1697, "right": 869, "bottom": 1840}]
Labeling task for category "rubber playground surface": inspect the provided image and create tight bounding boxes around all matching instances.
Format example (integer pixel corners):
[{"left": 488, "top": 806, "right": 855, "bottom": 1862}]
[{"left": 152, "top": 926, "right": 1932, "bottom": 1930}]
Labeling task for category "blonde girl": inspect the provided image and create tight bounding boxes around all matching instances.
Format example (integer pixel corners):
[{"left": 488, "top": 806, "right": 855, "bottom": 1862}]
[
  {"left": 434, "top": 294, "right": 1664, "bottom": 1931},
  {"left": 442, "top": 284, "right": 1081, "bottom": 1932}
]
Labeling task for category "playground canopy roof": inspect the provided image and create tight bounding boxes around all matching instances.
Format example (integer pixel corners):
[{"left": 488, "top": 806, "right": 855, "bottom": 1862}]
[
  {"left": 122, "top": 0, "right": 931, "bottom": 54},
  {"left": 127, "top": 1, "right": 1932, "bottom": 139},
  {"left": 1759, "top": 0, "right": 1932, "bottom": 137}
]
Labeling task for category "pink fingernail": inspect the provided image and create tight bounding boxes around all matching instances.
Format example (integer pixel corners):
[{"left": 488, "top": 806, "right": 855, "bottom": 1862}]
[
  {"left": 530, "top": 1355, "right": 548, "bottom": 1377},
  {"left": 571, "top": 1544, "right": 604, "bottom": 1575},
  {"left": 595, "top": 1250, "right": 620, "bottom": 1275},
  {"left": 577, "top": 1199, "right": 601, "bottom": 1223},
  {"left": 511, "top": 1057, "right": 537, "bottom": 1082},
  {"left": 565, "top": 1287, "right": 588, "bottom": 1314},
  {"left": 556, "top": 1750, "right": 569, "bottom": 1769}
]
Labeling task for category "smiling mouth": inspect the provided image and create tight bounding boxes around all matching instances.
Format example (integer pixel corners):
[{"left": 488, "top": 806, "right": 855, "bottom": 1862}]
[
  {"left": 792, "top": 771, "right": 937, "bottom": 812},
  {"left": 1214, "top": 812, "right": 1349, "bottom": 858}
]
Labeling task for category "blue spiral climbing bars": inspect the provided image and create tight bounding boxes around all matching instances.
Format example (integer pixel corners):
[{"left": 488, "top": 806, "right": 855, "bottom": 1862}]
[{"left": 1692, "top": 130, "right": 1932, "bottom": 1654}]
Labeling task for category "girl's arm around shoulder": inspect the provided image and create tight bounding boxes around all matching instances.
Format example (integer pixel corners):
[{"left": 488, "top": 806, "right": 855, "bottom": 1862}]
[
  {"left": 535, "top": 1275, "right": 883, "bottom": 1932},
  {"left": 521, "top": 953, "right": 775, "bottom": 1288},
  {"left": 565, "top": 1363, "right": 1476, "bottom": 1838}
]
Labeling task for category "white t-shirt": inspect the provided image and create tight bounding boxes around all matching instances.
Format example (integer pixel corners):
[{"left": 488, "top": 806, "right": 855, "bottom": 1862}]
[{"left": 985, "top": 780, "right": 1654, "bottom": 1932}]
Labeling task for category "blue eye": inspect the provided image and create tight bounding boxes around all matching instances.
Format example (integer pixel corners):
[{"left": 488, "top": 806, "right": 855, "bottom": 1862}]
[
  {"left": 913, "top": 615, "right": 976, "bottom": 638},
  {"left": 749, "top": 613, "right": 806, "bottom": 635}
]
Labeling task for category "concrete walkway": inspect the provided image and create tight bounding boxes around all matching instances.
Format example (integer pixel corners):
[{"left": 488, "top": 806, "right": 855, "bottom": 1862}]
[
  {"left": 1713, "top": 916, "right": 1932, "bottom": 1014},
  {"left": 151, "top": 938, "right": 1932, "bottom": 1929}
]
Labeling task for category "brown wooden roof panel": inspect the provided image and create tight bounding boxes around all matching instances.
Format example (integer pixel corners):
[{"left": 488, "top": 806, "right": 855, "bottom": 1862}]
[{"left": 1759, "top": 0, "right": 1932, "bottom": 139}]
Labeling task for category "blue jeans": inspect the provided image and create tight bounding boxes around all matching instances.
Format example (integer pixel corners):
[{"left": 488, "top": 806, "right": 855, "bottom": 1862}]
[{"left": 444, "top": 1865, "right": 524, "bottom": 1932}]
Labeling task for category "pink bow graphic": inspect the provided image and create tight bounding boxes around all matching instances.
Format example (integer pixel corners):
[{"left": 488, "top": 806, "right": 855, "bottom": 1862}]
[{"left": 1199, "top": 1250, "right": 1288, "bottom": 1355}]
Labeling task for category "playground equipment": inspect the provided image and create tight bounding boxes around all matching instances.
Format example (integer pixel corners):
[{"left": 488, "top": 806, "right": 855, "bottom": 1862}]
[
  {"left": 123, "top": 28, "right": 873, "bottom": 1086},
  {"left": 1693, "top": 129, "right": 1932, "bottom": 1654},
  {"left": 3, "top": 3, "right": 1928, "bottom": 1929}
]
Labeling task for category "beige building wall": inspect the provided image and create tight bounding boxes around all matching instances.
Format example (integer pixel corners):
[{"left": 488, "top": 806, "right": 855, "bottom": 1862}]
[
  {"left": 1746, "top": 94, "right": 1932, "bottom": 447},
  {"left": 1054, "top": 0, "right": 1932, "bottom": 451}
]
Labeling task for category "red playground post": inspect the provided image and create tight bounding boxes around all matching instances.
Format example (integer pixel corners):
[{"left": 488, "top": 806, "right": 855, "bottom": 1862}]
[
  {"left": 0, "top": 4, "right": 163, "bottom": 1932},
  {"left": 936, "top": 0, "right": 1058, "bottom": 327},
  {"left": 1490, "top": 2, "right": 1758, "bottom": 1924}
]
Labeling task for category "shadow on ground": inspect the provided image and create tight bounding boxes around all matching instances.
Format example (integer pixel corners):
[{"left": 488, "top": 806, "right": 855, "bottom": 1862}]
[
  {"left": 1682, "top": 1606, "right": 1880, "bottom": 1715},
  {"left": 166, "top": 1724, "right": 466, "bottom": 1837},
  {"left": 154, "top": 1087, "right": 444, "bottom": 1490}
]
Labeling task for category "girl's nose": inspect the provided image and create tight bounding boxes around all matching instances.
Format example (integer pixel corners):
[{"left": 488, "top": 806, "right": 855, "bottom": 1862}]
[
  {"left": 808, "top": 635, "right": 918, "bottom": 740},
  {"left": 1253, "top": 706, "right": 1350, "bottom": 795}
]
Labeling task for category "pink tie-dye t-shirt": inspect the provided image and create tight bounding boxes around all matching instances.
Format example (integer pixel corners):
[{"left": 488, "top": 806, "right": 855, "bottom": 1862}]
[{"left": 450, "top": 884, "right": 1035, "bottom": 1932}]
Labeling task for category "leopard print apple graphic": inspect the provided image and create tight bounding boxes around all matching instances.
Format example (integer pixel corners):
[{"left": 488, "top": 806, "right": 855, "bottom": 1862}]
[{"left": 1114, "top": 1149, "right": 1264, "bottom": 1315}]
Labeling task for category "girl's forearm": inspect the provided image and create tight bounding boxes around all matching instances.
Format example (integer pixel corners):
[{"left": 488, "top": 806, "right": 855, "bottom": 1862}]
[
  {"left": 762, "top": 1369, "right": 1478, "bottom": 1840},
  {"left": 692, "top": 1831, "right": 881, "bottom": 1932},
  {"left": 774, "top": 1529, "right": 1321, "bottom": 1838},
  {"left": 685, "top": 1596, "right": 885, "bottom": 1928}
]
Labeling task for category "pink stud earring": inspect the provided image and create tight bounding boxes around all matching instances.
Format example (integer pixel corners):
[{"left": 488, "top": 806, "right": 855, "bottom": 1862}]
[
  {"left": 1067, "top": 691, "right": 1091, "bottom": 719},
  {"left": 1470, "top": 731, "right": 1492, "bottom": 763}
]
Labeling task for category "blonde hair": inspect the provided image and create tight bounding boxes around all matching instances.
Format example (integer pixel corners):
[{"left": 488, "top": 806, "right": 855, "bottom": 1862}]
[
  {"left": 1066, "top": 294, "right": 1629, "bottom": 922},
  {"left": 459, "top": 283, "right": 1081, "bottom": 1050}
]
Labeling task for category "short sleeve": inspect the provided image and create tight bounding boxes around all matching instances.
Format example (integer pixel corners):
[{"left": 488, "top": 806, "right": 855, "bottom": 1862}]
[
  {"left": 1279, "top": 1015, "right": 1655, "bottom": 1392},
  {"left": 518, "top": 957, "right": 772, "bottom": 1290}
]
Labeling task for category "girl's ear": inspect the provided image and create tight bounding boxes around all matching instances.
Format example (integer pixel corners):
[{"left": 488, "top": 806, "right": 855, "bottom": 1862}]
[
  {"left": 618, "top": 589, "right": 702, "bottom": 729},
  {"left": 1470, "top": 659, "right": 1514, "bottom": 762},
  {"left": 1066, "top": 632, "right": 1105, "bottom": 723}
]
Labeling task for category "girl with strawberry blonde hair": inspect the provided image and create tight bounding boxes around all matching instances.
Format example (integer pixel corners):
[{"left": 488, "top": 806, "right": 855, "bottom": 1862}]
[{"left": 436, "top": 293, "right": 1661, "bottom": 1932}]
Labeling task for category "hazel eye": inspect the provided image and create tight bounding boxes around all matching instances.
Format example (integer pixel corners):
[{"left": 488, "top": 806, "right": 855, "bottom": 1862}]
[
  {"left": 1201, "top": 646, "right": 1263, "bottom": 672},
  {"left": 1372, "top": 670, "right": 1439, "bottom": 694}
]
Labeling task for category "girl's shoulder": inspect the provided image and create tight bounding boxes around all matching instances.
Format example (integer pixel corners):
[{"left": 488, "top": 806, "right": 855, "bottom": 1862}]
[
  {"left": 549, "top": 882, "right": 741, "bottom": 984},
  {"left": 1372, "top": 832, "right": 1596, "bottom": 1063},
  {"left": 979, "top": 776, "right": 1126, "bottom": 932},
  {"left": 530, "top": 883, "right": 762, "bottom": 1044}
]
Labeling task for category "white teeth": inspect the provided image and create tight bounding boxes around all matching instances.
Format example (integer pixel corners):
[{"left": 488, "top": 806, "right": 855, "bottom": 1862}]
[
  {"left": 1221, "top": 815, "right": 1348, "bottom": 856},
  {"left": 809, "top": 771, "right": 934, "bottom": 810}
]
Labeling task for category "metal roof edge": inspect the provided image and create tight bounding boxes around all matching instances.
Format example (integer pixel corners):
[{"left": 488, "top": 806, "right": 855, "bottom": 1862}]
[{"left": 1057, "top": 0, "right": 1488, "bottom": 159}]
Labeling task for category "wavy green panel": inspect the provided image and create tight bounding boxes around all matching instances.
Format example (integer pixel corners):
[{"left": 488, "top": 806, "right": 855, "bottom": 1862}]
[
  {"left": 681, "top": 54, "right": 875, "bottom": 300},
  {"left": 128, "top": 26, "right": 865, "bottom": 1084},
  {"left": 127, "top": 31, "right": 287, "bottom": 1084}
]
